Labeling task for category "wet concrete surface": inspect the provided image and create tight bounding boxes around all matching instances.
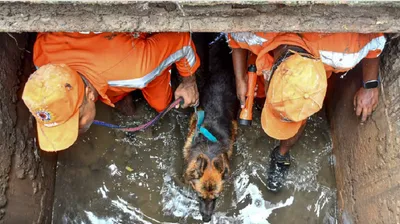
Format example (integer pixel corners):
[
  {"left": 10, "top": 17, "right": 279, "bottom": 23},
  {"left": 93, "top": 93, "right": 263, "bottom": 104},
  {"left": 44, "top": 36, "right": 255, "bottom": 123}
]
[{"left": 52, "top": 96, "right": 337, "bottom": 224}]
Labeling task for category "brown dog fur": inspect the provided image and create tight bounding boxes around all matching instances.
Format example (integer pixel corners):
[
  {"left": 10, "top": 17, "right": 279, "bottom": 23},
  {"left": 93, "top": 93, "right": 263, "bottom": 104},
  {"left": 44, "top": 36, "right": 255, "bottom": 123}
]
[
  {"left": 183, "top": 116, "right": 237, "bottom": 200},
  {"left": 181, "top": 32, "right": 238, "bottom": 222}
]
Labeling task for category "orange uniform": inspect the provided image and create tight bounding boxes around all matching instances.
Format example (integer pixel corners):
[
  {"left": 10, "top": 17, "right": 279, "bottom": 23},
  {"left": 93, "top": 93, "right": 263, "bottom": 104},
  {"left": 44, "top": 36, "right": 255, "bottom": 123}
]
[
  {"left": 227, "top": 32, "right": 386, "bottom": 80},
  {"left": 228, "top": 32, "right": 386, "bottom": 140},
  {"left": 34, "top": 32, "right": 200, "bottom": 112}
]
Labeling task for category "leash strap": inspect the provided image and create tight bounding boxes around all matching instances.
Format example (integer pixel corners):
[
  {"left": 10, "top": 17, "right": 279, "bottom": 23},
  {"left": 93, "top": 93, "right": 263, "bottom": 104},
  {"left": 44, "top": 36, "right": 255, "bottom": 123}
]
[
  {"left": 194, "top": 110, "right": 218, "bottom": 143},
  {"left": 92, "top": 97, "right": 183, "bottom": 132},
  {"left": 92, "top": 97, "right": 217, "bottom": 143}
]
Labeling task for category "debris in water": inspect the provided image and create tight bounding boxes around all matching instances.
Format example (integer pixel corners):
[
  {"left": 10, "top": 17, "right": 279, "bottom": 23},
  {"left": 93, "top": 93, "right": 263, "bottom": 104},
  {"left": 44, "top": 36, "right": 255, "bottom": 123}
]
[{"left": 126, "top": 166, "right": 134, "bottom": 172}]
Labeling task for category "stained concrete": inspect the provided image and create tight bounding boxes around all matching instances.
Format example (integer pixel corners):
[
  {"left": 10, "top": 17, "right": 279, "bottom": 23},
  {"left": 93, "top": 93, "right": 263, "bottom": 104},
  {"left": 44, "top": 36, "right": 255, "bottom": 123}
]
[
  {"left": 1, "top": 1, "right": 400, "bottom": 32},
  {"left": 327, "top": 36, "right": 400, "bottom": 224}
]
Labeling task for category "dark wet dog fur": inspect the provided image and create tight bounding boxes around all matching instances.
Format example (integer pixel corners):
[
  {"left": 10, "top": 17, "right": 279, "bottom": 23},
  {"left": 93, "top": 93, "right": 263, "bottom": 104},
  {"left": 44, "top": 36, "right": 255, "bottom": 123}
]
[{"left": 183, "top": 33, "right": 238, "bottom": 222}]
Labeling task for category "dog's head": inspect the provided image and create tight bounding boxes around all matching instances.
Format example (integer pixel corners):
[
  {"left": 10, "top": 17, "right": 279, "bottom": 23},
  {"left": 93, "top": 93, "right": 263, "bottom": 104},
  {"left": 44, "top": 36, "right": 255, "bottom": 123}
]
[{"left": 184, "top": 150, "right": 230, "bottom": 222}]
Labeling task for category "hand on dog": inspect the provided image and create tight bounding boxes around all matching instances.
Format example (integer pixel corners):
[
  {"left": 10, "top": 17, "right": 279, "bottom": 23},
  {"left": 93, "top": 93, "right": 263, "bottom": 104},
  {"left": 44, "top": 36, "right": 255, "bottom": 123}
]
[
  {"left": 353, "top": 87, "right": 379, "bottom": 123},
  {"left": 175, "top": 76, "right": 199, "bottom": 108}
]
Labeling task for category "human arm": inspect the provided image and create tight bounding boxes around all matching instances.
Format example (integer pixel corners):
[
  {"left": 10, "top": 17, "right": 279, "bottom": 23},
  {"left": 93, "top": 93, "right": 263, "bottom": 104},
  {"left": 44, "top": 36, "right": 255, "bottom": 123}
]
[{"left": 353, "top": 57, "right": 380, "bottom": 123}]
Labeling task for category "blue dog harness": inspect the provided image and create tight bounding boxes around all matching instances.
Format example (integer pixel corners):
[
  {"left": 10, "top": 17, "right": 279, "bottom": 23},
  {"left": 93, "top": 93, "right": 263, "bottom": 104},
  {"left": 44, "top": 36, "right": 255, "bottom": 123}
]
[{"left": 194, "top": 110, "right": 218, "bottom": 143}]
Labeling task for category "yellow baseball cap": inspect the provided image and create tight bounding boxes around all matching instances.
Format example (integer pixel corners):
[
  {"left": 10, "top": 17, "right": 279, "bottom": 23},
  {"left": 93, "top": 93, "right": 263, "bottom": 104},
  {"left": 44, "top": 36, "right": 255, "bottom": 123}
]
[
  {"left": 261, "top": 53, "right": 327, "bottom": 140},
  {"left": 22, "top": 64, "right": 84, "bottom": 151}
]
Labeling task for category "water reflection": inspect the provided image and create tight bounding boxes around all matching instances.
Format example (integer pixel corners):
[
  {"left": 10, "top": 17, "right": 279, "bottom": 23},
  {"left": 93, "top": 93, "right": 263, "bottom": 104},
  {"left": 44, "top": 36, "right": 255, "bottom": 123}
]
[{"left": 53, "top": 99, "right": 336, "bottom": 224}]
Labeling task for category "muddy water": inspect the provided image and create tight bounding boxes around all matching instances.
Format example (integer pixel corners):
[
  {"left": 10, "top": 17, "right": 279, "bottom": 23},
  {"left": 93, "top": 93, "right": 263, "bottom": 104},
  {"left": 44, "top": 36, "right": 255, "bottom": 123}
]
[{"left": 52, "top": 96, "right": 337, "bottom": 224}]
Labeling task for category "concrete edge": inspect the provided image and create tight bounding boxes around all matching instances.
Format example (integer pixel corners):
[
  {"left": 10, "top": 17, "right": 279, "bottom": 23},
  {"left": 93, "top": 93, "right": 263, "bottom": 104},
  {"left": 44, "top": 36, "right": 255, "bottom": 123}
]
[
  {"left": 1, "top": 0, "right": 398, "bottom": 5},
  {"left": 1, "top": 1, "right": 400, "bottom": 32}
]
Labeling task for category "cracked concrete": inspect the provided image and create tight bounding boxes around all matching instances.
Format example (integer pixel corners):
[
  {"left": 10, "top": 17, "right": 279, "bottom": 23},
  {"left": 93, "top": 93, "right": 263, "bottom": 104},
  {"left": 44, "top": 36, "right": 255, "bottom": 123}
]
[{"left": 1, "top": 1, "right": 400, "bottom": 32}]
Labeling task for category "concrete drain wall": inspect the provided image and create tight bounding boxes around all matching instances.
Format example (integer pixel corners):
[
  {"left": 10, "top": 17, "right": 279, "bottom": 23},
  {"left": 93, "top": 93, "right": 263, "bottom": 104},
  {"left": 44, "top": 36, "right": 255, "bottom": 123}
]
[
  {"left": 0, "top": 33, "right": 56, "bottom": 224},
  {"left": 327, "top": 36, "right": 400, "bottom": 224}
]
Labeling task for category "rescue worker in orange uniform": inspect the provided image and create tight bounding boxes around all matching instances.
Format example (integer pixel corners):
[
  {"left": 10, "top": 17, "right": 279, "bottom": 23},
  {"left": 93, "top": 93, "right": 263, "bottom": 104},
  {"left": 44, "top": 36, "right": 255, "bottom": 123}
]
[
  {"left": 22, "top": 32, "right": 200, "bottom": 152},
  {"left": 228, "top": 32, "right": 386, "bottom": 192}
]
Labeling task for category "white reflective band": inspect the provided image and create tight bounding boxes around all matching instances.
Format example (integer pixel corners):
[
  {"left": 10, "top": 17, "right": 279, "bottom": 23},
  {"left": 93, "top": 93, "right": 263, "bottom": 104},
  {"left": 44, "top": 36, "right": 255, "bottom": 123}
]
[
  {"left": 230, "top": 32, "right": 268, "bottom": 46},
  {"left": 319, "top": 35, "right": 386, "bottom": 69},
  {"left": 108, "top": 46, "right": 196, "bottom": 89}
]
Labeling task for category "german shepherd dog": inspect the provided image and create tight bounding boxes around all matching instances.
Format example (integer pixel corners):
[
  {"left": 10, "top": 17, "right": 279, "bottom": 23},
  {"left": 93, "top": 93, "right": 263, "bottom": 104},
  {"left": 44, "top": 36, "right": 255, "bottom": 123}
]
[{"left": 183, "top": 33, "right": 238, "bottom": 222}]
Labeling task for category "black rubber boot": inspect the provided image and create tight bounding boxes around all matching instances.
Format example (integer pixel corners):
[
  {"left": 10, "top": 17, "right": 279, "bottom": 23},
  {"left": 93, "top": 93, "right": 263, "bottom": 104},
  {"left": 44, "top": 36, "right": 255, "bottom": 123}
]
[
  {"left": 254, "top": 97, "right": 266, "bottom": 111},
  {"left": 267, "top": 146, "right": 291, "bottom": 192}
]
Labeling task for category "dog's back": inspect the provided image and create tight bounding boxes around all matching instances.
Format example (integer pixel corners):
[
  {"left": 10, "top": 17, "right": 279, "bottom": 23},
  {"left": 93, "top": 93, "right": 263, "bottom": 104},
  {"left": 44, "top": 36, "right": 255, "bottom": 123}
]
[
  {"left": 183, "top": 34, "right": 238, "bottom": 222},
  {"left": 200, "top": 36, "right": 238, "bottom": 144}
]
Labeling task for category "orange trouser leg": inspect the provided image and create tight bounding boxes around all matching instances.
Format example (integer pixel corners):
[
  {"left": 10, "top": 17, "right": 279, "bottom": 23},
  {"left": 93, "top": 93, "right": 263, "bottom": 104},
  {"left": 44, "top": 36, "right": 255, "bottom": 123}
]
[{"left": 142, "top": 70, "right": 172, "bottom": 112}]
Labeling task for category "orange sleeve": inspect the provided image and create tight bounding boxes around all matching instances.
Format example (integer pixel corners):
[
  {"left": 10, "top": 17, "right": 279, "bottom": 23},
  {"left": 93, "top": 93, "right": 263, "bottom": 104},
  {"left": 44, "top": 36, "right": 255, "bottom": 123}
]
[
  {"left": 33, "top": 33, "right": 49, "bottom": 67},
  {"left": 365, "top": 49, "right": 383, "bottom": 58},
  {"left": 145, "top": 32, "right": 200, "bottom": 77},
  {"left": 227, "top": 33, "right": 241, "bottom": 49},
  {"left": 175, "top": 38, "right": 201, "bottom": 77},
  {"left": 365, "top": 34, "right": 386, "bottom": 58}
]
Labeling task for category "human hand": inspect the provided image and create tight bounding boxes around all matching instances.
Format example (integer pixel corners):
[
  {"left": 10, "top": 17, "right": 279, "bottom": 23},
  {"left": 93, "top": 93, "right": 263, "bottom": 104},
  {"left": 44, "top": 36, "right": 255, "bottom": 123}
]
[
  {"left": 353, "top": 87, "right": 379, "bottom": 123},
  {"left": 237, "top": 76, "right": 260, "bottom": 109},
  {"left": 175, "top": 76, "right": 199, "bottom": 108},
  {"left": 236, "top": 77, "right": 247, "bottom": 108}
]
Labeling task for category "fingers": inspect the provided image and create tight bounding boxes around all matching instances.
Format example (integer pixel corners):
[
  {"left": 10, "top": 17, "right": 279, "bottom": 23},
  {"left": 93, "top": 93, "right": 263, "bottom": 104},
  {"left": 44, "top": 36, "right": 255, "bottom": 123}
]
[
  {"left": 175, "top": 97, "right": 182, "bottom": 109},
  {"left": 235, "top": 77, "right": 247, "bottom": 109},
  {"left": 182, "top": 95, "right": 198, "bottom": 108},
  {"left": 372, "top": 101, "right": 378, "bottom": 112},
  {"left": 355, "top": 103, "right": 362, "bottom": 117},
  {"left": 193, "top": 99, "right": 199, "bottom": 107},
  {"left": 372, "top": 93, "right": 379, "bottom": 112},
  {"left": 177, "top": 96, "right": 192, "bottom": 108},
  {"left": 191, "top": 96, "right": 199, "bottom": 108},
  {"left": 361, "top": 107, "right": 368, "bottom": 123},
  {"left": 367, "top": 107, "right": 373, "bottom": 117},
  {"left": 356, "top": 102, "right": 375, "bottom": 124},
  {"left": 174, "top": 86, "right": 198, "bottom": 109},
  {"left": 175, "top": 93, "right": 189, "bottom": 109},
  {"left": 191, "top": 89, "right": 199, "bottom": 108},
  {"left": 355, "top": 88, "right": 379, "bottom": 123},
  {"left": 239, "top": 95, "right": 246, "bottom": 109}
]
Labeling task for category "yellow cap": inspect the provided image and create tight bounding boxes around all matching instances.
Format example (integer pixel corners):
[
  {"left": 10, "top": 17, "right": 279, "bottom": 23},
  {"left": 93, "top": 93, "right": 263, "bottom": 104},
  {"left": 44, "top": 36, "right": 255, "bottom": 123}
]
[
  {"left": 22, "top": 64, "right": 84, "bottom": 151},
  {"left": 261, "top": 53, "right": 327, "bottom": 140}
]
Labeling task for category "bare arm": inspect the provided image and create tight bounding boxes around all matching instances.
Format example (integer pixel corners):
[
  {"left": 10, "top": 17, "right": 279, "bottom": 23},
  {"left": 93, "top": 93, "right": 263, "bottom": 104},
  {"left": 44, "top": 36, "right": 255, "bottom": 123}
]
[
  {"left": 232, "top": 48, "right": 249, "bottom": 107},
  {"left": 353, "top": 57, "right": 380, "bottom": 123},
  {"left": 362, "top": 57, "right": 380, "bottom": 81}
]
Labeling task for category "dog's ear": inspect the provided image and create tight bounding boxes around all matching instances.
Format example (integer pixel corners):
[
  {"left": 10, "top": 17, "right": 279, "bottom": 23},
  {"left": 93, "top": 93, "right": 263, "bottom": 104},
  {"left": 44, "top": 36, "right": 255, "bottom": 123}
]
[
  {"left": 185, "top": 155, "right": 208, "bottom": 181},
  {"left": 213, "top": 154, "right": 230, "bottom": 180},
  {"left": 213, "top": 156, "right": 224, "bottom": 174},
  {"left": 195, "top": 155, "right": 208, "bottom": 178}
]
